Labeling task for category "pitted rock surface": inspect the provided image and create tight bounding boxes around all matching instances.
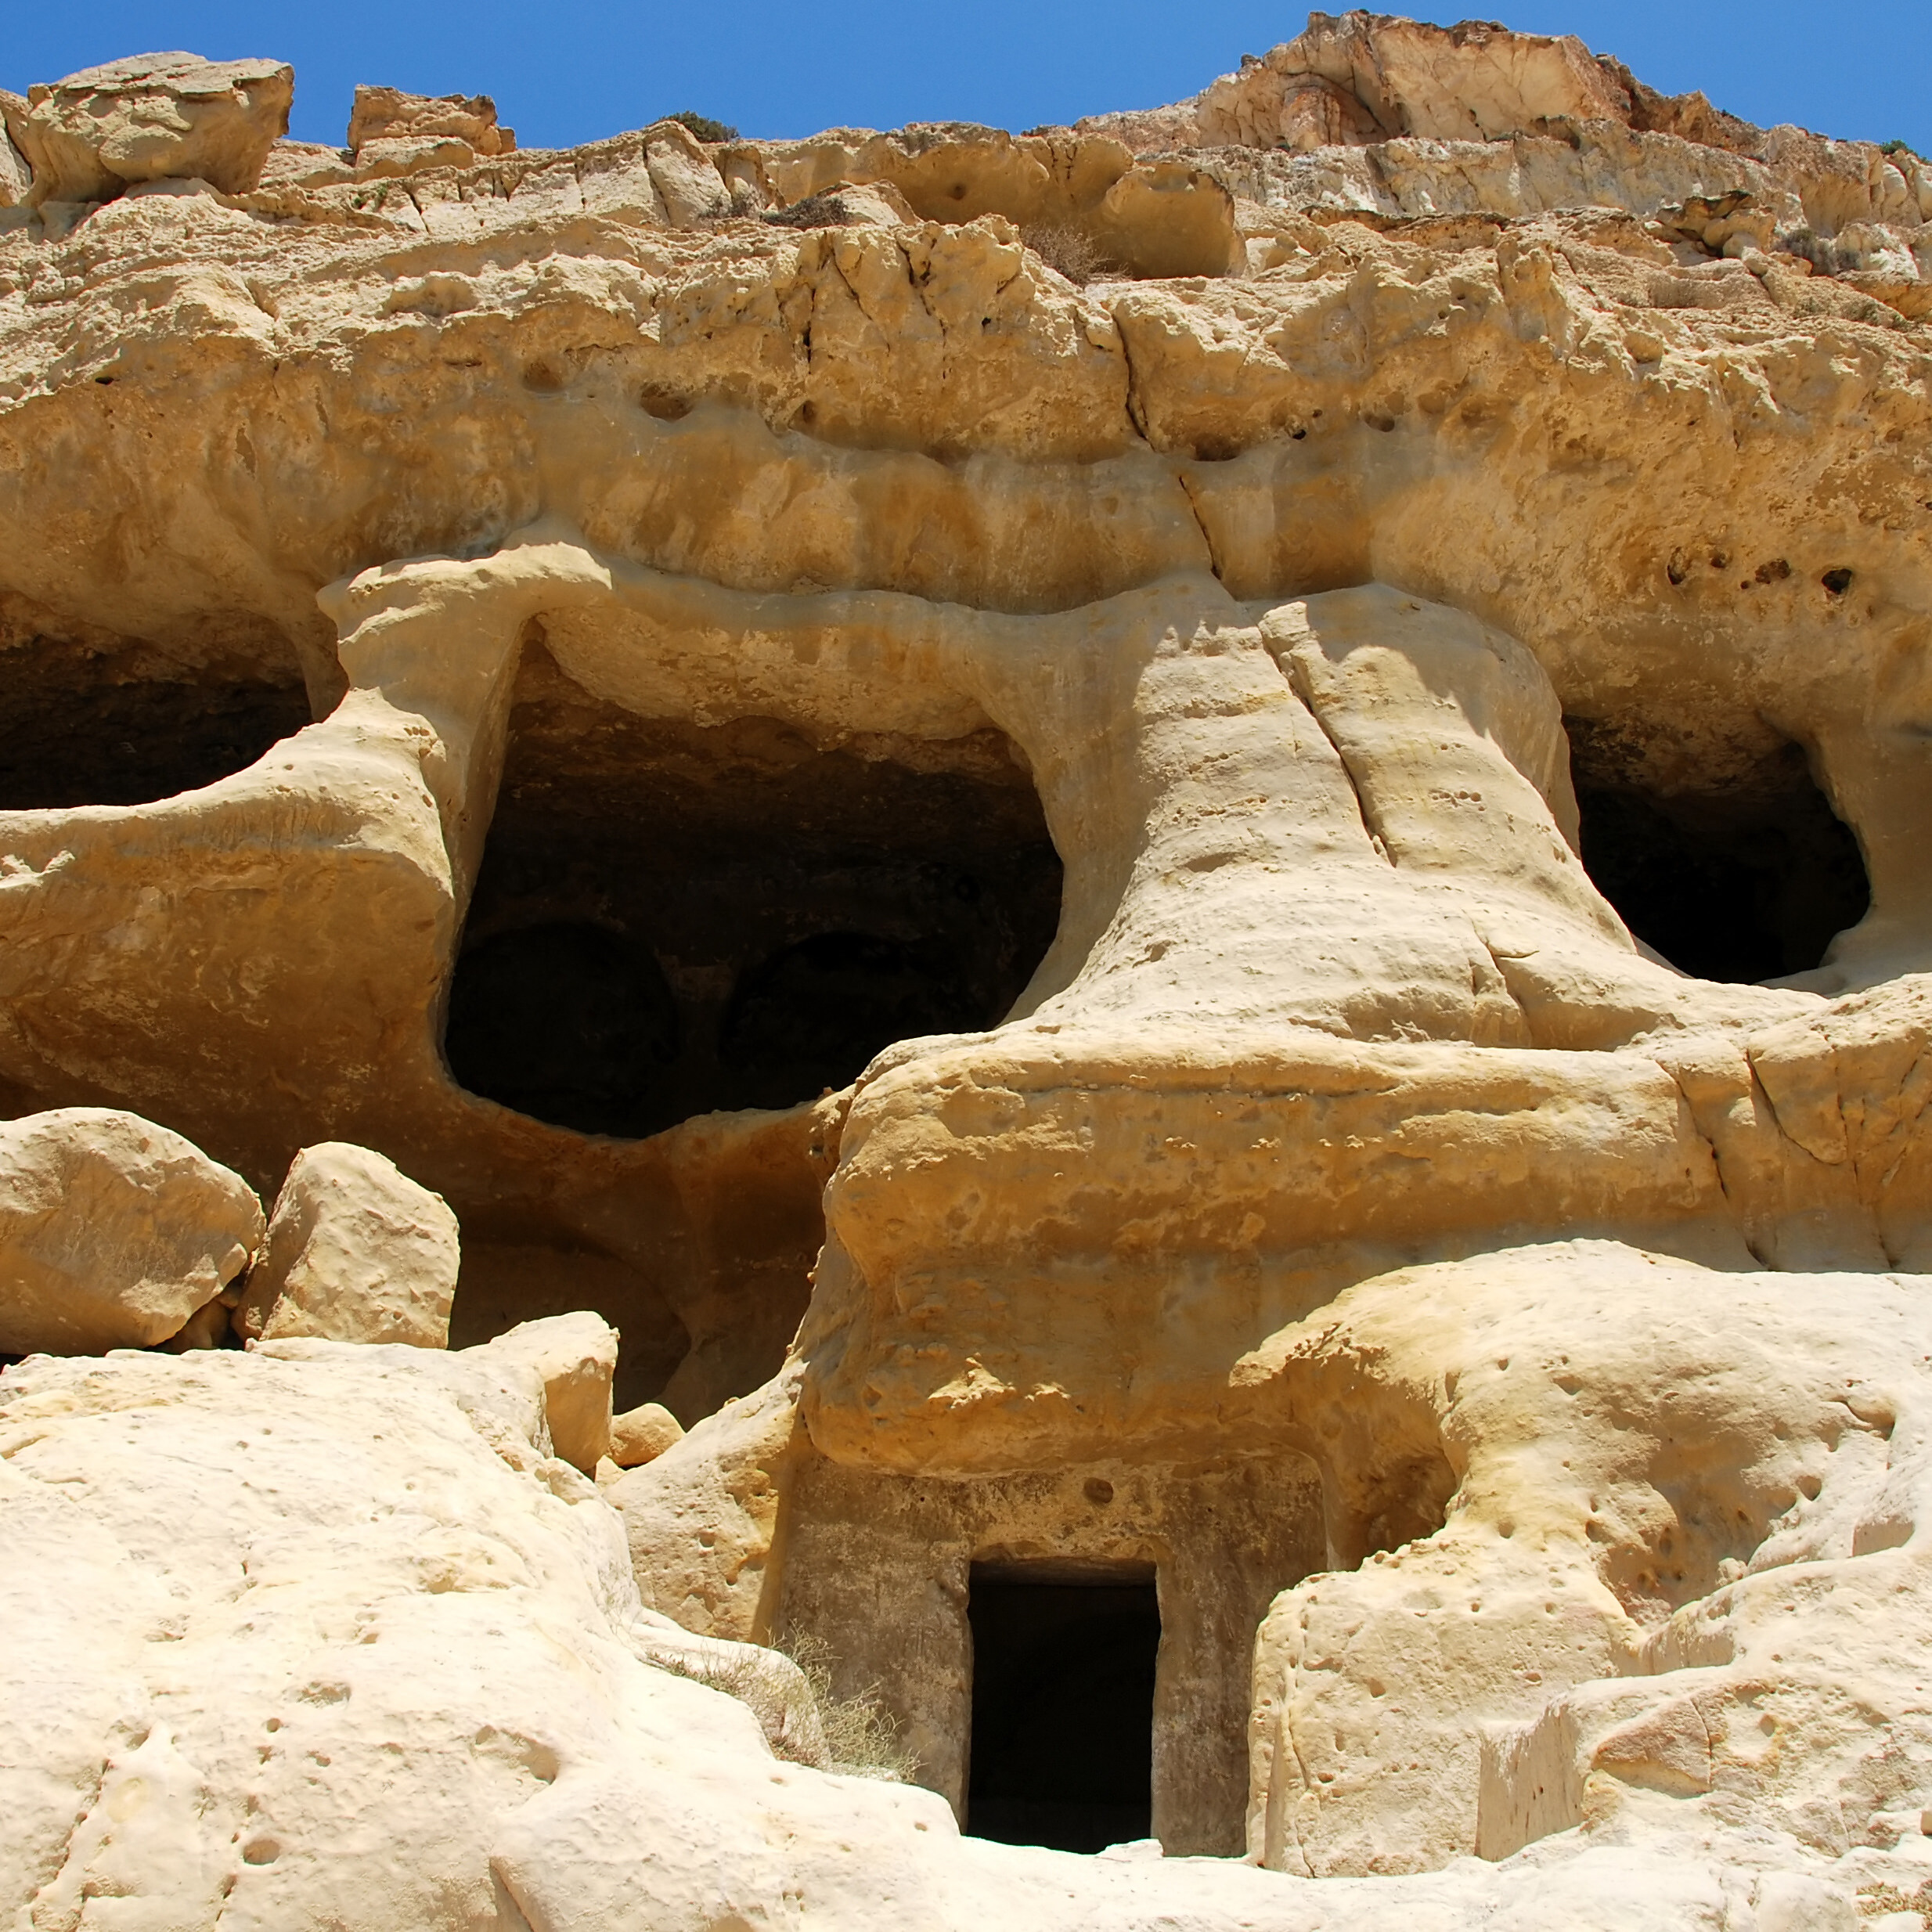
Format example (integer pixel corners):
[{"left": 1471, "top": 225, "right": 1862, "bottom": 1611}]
[{"left": 4, "top": 10, "right": 1932, "bottom": 1926}]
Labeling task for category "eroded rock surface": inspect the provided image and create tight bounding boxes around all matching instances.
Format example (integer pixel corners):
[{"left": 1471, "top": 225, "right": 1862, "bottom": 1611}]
[
  {"left": 3, "top": 52, "right": 292, "bottom": 205},
  {"left": 0, "top": 1108, "right": 261, "bottom": 1353},
  {"left": 236, "top": 1141, "right": 460, "bottom": 1347},
  {"left": 3, "top": 7, "right": 1932, "bottom": 1926}
]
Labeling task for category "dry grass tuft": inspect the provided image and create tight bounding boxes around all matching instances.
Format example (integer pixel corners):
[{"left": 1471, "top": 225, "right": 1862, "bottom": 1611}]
[
  {"left": 1022, "top": 222, "right": 1123, "bottom": 286},
  {"left": 656, "top": 1631, "right": 917, "bottom": 1782}
]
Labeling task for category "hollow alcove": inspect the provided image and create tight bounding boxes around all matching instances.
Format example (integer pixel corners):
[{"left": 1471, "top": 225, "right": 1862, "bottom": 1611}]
[
  {"left": 966, "top": 1564, "right": 1162, "bottom": 1855},
  {"left": 1566, "top": 717, "right": 1870, "bottom": 982},
  {"left": 0, "top": 631, "right": 312, "bottom": 811},
  {"left": 445, "top": 635, "right": 1064, "bottom": 1137}
]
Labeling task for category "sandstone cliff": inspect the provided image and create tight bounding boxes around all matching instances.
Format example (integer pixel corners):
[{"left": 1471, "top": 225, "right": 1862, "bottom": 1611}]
[{"left": 3, "top": 14, "right": 1932, "bottom": 1928}]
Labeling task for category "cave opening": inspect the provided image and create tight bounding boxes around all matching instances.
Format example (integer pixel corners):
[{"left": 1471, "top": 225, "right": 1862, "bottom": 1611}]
[
  {"left": 445, "top": 635, "right": 1064, "bottom": 1137},
  {"left": 0, "top": 631, "right": 312, "bottom": 812},
  {"left": 965, "top": 1566, "right": 1161, "bottom": 1855},
  {"left": 1566, "top": 718, "right": 1870, "bottom": 983}
]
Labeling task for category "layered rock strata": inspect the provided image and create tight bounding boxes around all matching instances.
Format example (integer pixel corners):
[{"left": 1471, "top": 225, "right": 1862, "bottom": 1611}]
[{"left": 3, "top": 9, "right": 1932, "bottom": 1927}]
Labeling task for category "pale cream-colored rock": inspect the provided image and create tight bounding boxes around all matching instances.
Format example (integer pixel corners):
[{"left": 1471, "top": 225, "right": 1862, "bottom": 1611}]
[
  {"left": 615, "top": 1366, "right": 803, "bottom": 1638},
  {"left": 610, "top": 1399, "right": 684, "bottom": 1467},
  {"left": 346, "top": 83, "right": 514, "bottom": 159},
  {"left": 8, "top": 52, "right": 292, "bottom": 205},
  {"left": 5, "top": 1335, "right": 1844, "bottom": 1930},
  {"left": 1238, "top": 1240, "right": 1932, "bottom": 1878},
  {"left": 0, "top": 1108, "right": 261, "bottom": 1353},
  {"left": 235, "top": 1141, "right": 460, "bottom": 1348},
  {"left": 0, "top": 13, "right": 1930, "bottom": 1923},
  {"left": 481, "top": 1310, "right": 618, "bottom": 1473},
  {"left": 0, "top": 96, "right": 30, "bottom": 208}
]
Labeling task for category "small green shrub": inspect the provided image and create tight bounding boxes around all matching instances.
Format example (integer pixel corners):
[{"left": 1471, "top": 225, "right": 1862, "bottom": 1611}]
[
  {"left": 762, "top": 191, "right": 856, "bottom": 229},
  {"left": 670, "top": 111, "right": 739, "bottom": 145}
]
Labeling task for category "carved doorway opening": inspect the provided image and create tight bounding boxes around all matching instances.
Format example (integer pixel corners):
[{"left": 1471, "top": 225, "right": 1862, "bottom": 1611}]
[{"left": 964, "top": 1563, "right": 1161, "bottom": 1855}]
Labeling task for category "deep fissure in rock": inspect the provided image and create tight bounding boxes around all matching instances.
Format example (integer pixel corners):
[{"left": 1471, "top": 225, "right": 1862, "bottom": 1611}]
[
  {"left": 1566, "top": 718, "right": 1870, "bottom": 983},
  {"left": 0, "top": 633, "right": 313, "bottom": 811},
  {"left": 967, "top": 1567, "right": 1161, "bottom": 1854},
  {"left": 445, "top": 640, "right": 1064, "bottom": 1136}
]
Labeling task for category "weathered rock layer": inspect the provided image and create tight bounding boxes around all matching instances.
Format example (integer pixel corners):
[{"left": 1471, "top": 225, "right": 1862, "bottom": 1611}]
[{"left": 4, "top": 10, "right": 1932, "bottom": 1927}]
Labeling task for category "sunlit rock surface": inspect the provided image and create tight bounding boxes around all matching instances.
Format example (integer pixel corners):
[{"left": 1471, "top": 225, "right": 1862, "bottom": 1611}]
[{"left": 5, "top": 9, "right": 1932, "bottom": 1925}]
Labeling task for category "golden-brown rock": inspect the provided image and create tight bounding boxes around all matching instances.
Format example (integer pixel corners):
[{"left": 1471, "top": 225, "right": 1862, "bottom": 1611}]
[
  {"left": 1, "top": 9, "right": 1931, "bottom": 1923},
  {"left": 6, "top": 52, "right": 293, "bottom": 204},
  {"left": 609, "top": 1400, "right": 683, "bottom": 1467},
  {"left": 345, "top": 83, "right": 514, "bottom": 161}
]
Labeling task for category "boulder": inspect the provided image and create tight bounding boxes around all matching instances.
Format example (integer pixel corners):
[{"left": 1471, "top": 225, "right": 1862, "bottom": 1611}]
[
  {"left": 0, "top": 93, "right": 30, "bottom": 207},
  {"left": 236, "top": 1143, "right": 459, "bottom": 1349},
  {"left": 644, "top": 117, "right": 730, "bottom": 225},
  {"left": 0, "top": 1108, "right": 261, "bottom": 1353},
  {"left": 610, "top": 1400, "right": 684, "bottom": 1468},
  {"left": 346, "top": 84, "right": 514, "bottom": 160},
  {"left": 481, "top": 1311, "right": 618, "bottom": 1473},
  {"left": 8, "top": 52, "right": 292, "bottom": 205}
]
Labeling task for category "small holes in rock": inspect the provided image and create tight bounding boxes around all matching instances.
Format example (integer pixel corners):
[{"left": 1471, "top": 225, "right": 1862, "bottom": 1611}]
[
  {"left": 521, "top": 360, "right": 565, "bottom": 394},
  {"left": 1821, "top": 567, "right": 1855, "bottom": 596},
  {"left": 1364, "top": 413, "right": 1396, "bottom": 432},
  {"left": 1753, "top": 558, "right": 1792, "bottom": 585},
  {"left": 949, "top": 182, "right": 968, "bottom": 201},
  {"left": 638, "top": 384, "right": 692, "bottom": 421},
  {"left": 1191, "top": 434, "right": 1240, "bottom": 463},
  {"left": 1083, "top": 1478, "right": 1115, "bottom": 1506}
]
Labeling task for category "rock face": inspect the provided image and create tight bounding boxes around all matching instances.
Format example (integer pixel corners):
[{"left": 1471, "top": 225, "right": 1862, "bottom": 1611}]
[
  {"left": 5, "top": 8, "right": 1932, "bottom": 1926},
  {"left": 236, "top": 1141, "right": 460, "bottom": 1347},
  {"left": 3, "top": 53, "right": 292, "bottom": 204},
  {"left": 344, "top": 84, "right": 516, "bottom": 180},
  {"left": 0, "top": 1108, "right": 261, "bottom": 1353},
  {"left": 481, "top": 1310, "right": 619, "bottom": 1474}
]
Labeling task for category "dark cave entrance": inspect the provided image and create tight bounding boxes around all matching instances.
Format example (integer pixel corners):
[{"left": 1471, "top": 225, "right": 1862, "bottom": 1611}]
[
  {"left": 966, "top": 1566, "right": 1161, "bottom": 1855},
  {"left": 444, "top": 632, "right": 1064, "bottom": 1137},
  {"left": 0, "top": 632, "right": 312, "bottom": 811},
  {"left": 1566, "top": 719, "right": 1870, "bottom": 983}
]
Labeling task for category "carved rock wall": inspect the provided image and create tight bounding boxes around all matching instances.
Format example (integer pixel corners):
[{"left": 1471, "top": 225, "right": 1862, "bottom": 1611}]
[{"left": 5, "top": 9, "right": 1932, "bottom": 1927}]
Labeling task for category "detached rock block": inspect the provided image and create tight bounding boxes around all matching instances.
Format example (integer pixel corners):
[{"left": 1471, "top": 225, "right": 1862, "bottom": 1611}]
[
  {"left": 610, "top": 1401, "right": 684, "bottom": 1468},
  {"left": 481, "top": 1312, "right": 618, "bottom": 1474},
  {"left": 238, "top": 1143, "right": 459, "bottom": 1349},
  {"left": 0, "top": 1108, "right": 262, "bottom": 1353},
  {"left": 0, "top": 93, "right": 30, "bottom": 207},
  {"left": 9, "top": 52, "right": 292, "bottom": 204},
  {"left": 347, "top": 84, "right": 514, "bottom": 160}
]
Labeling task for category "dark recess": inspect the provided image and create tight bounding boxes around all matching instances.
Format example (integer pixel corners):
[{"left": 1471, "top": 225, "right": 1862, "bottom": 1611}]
[
  {"left": 967, "top": 1571, "right": 1161, "bottom": 1855},
  {"left": 0, "top": 636, "right": 312, "bottom": 811},
  {"left": 1566, "top": 719, "right": 1870, "bottom": 982},
  {"left": 445, "top": 637, "right": 1064, "bottom": 1137}
]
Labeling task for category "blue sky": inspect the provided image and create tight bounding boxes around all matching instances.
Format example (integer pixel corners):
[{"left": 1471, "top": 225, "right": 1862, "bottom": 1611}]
[{"left": 5, "top": 3, "right": 1927, "bottom": 158}]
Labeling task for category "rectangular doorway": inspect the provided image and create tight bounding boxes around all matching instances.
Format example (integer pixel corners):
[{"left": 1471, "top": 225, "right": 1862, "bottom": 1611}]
[{"left": 965, "top": 1562, "right": 1161, "bottom": 1854}]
